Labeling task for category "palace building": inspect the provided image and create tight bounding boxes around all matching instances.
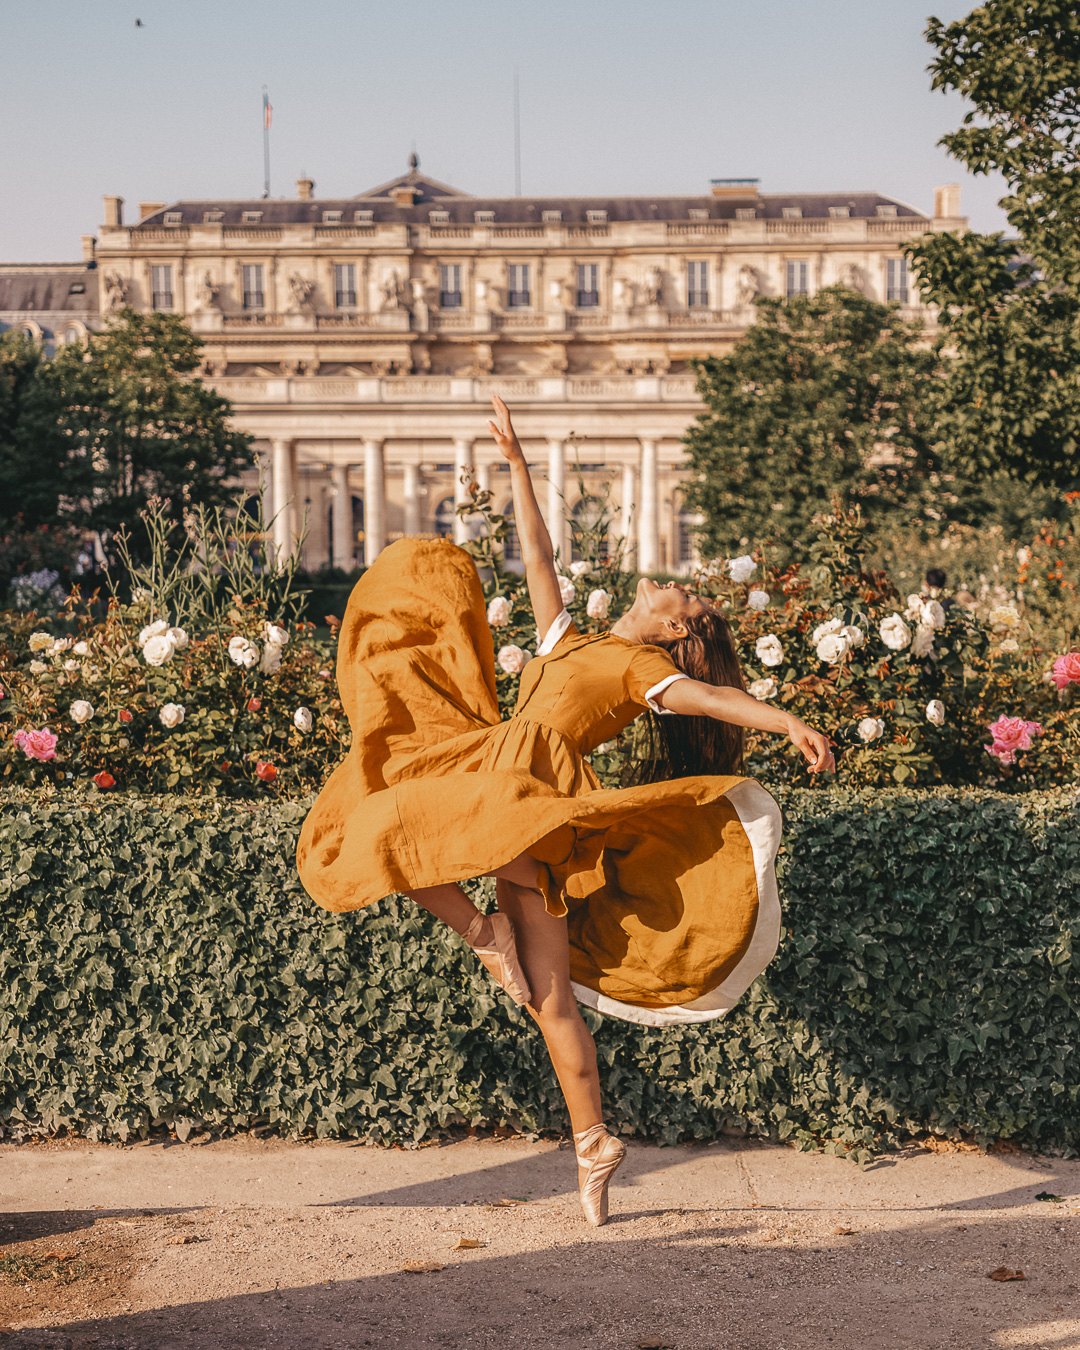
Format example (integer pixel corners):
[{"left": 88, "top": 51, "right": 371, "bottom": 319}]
[{"left": 0, "top": 159, "right": 965, "bottom": 573}]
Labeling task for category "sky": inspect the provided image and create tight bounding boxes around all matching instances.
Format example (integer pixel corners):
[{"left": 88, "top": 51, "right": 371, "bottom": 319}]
[{"left": 0, "top": 0, "right": 1010, "bottom": 262}]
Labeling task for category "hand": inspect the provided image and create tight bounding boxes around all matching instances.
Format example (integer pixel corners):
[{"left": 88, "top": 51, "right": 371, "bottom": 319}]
[
  {"left": 487, "top": 394, "right": 525, "bottom": 464},
  {"left": 785, "top": 716, "right": 835, "bottom": 774}
]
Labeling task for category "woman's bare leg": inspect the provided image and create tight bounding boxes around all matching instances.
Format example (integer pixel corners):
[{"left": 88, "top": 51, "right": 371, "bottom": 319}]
[{"left": 406, "top": 880, "right": 491, "bottom": 941}]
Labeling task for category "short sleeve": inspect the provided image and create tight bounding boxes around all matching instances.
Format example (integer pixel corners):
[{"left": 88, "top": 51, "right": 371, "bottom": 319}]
[
  {"left": 625, "top": 646, "right": 691, "bottom": 715},
  {"left": 536, "top": 608, "right": 580, "bottom": 656}
]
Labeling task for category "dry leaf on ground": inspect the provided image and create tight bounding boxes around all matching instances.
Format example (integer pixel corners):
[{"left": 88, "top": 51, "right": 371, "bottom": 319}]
[
  {"left": 451, "top": 1238, "right": 487, "bottom": 1250},
  {"left": 493, "top": 1198, "right": 518, "bottom": 1207},
  {"left": 987, "top": 1266, "right": 1026, "bottom": 1281},
  {"left": 401, "top": 1260, "right": 445, "bottom": 1273},
  {"left": 166, "top": 1234, "right": 205, "bottom": 1246},
  {"left": 834, "top": 1226, "right": 858, "bottom": 1236}
]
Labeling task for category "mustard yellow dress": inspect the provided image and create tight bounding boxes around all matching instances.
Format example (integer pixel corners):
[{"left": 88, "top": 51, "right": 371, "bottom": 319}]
[{"left": 297, "top": 537, "right": 782, "bottom": 1027}]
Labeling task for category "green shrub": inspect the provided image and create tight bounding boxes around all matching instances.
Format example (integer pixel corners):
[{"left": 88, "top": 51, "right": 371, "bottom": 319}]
[{"left": 2, "top": 786, "right": 1077, "bottom": 1161}]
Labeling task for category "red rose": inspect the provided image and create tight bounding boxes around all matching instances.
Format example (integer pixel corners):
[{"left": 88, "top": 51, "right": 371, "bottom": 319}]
[
  {"left": 93, "top": 771, "right": 116, "bottom": 790},
  {"left": 255, "top": 760, "right": 277, "bottom": 782},
  {"left": 247, "top": 698, "right": 261, "bottom": 712},
  {"left": 118, "top": 709, "right": 133, "bottom": 723},
  {"left": 219, "top": 760, "right": 231, "bottom": 773}
]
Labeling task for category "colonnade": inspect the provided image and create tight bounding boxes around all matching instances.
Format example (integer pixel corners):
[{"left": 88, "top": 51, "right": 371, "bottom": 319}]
[{"left": 264, "top": 435, "right": 670, "bottom": 572}]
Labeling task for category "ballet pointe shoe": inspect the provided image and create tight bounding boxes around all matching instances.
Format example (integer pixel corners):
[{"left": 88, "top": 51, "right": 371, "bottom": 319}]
[
  {"left": 463, "top": 911, "right": 532, "bottom": 1007},
  {"left": 573, "top": 1123, "right": 626, "bottom": 1227}
]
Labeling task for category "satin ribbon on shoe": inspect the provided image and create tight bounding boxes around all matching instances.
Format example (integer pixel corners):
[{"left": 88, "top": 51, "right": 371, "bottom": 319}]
[
  {"left": 573, "top": 1123, "right": 626, "bottom": 1226},
  {"left": 463, "top": 911, "right": 532, "bottom": 1006}
]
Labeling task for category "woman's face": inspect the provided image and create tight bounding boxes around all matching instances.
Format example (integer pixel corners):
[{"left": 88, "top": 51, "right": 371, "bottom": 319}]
[{"left": 633, "top": 577, "right": 712, "bottom": 637}]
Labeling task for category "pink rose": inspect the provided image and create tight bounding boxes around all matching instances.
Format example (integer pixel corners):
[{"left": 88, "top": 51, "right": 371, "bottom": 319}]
[
  {"left": 1051, "top": 652, "right": 1080, "bottom": 689},
  {"left": 497, "top": 644, "right": 531, "bottom": 675},
  {"left": 13, "top": 726, "right": 58, "bottom": 762},
  {"left": 985, "top": 715, "right": 1043, "bottom": 765}
]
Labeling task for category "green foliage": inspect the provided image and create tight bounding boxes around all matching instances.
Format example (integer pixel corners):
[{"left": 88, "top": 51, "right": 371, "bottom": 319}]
[
  {"left": 0, "top": 333, "right": 71, "bottom": 534},
  {"left": 1, "top": 787, "right": 1077, "bottom": 1161},
  {"left": 682, "top": 286, "right": 938, "bottom": 564}
]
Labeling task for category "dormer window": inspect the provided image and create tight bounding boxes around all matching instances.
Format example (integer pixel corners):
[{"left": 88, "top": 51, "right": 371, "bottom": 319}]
[
  {"left": 242, "top": 210, "right": 263, "bottom": 223},
  {"left": 876, "top": 204, "right": 898, "bottom": 218},
  {"left": 68, "top": 282, "right": 85, "bottom": 295},
  {"left": 735, "top": 208, "right": 757, "bottom": 220},
  {"left": 542, "top": 209, "right": 562, "bottom": 223},
  {"left": 688, "top": 208, "right": 709, "bottom": 221},
  {"left": 322, "top": 210, "right": 342, "bottom": 224},
  {"left": 586, "top": 209, "right": 608, "bottom": 224},
  {"left": 429, "top": 210, "right": 450, "bottom": 224},
  {"left": 829, "top": 206, "right": 850, "bottom": 218},
  {"left": 354, "top": 209, "right": 374, "bottom": 224},
  {"left": 474, "top": 210, "right": 495, "bottom": 224},
  {"left": 203, "top": 210, "right": 223, "bottom": 224},
  {"left": 781, "top": 206, "right": 802, "bottom": 219},
  {"left": 164, "top": 211, "right": 182, "bottom": 226}
]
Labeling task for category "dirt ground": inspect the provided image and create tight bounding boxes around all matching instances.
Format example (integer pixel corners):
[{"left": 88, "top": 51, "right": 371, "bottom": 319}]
[{"left": 1, "top": 1133, "right": 1078, "bottom": 1350}]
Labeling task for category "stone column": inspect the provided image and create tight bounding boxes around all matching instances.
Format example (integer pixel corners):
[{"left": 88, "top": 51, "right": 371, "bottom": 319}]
[
  {"left": 547, "top": 438, "right": 566, "bottom": 558},
  {"left": 271, "top": 437, "right": 294, "bottom": 559},
  {"left": 403, "top": 462, "right": 422, "bottom": 537},
  {"left": 363, "top": 439, "right": 386, "bottom": 566},
  {"left": 476, "top": 460, "right": 492, "bottom": 496},
  {"left": 453, "top": 438, "right": 473, "bottom": 545},
  {"left": 638, "top": 439, "right": 659, "bottom": 574},
  {"left": 620, "top": 460, "right": 637, "bottom": 570},
  {"left": 330, "top": 463, "right": 352, "bottom": 569}
]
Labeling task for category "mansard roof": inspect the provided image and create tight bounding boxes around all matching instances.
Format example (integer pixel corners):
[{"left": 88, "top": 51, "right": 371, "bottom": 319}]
[{"left": 0, "top": 263, "right": 98, "bottom": 314}]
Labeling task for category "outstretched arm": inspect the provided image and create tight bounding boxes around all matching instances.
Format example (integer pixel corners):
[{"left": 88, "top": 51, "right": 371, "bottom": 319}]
[
  {"left": 658, "top": 677, "right": 836, "bottom": 774},
  {"left": 487, "top": 395, "right": 565, "bottom": 641}
]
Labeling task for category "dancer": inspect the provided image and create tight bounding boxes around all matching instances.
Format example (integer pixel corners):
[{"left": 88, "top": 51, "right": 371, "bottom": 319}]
[{"left": 298, "top": 396, "right": 834, "bottom": 1226}]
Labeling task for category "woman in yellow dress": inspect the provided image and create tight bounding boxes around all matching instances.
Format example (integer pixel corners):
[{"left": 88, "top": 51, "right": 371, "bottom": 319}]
[{"left": 298, "top": 396, "right": 834, "bottom": 1225}]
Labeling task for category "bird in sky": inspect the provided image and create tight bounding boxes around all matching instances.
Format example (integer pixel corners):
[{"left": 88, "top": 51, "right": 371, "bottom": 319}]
[{"left": 135, "top": 17, "right": 144, "bottom": 26}]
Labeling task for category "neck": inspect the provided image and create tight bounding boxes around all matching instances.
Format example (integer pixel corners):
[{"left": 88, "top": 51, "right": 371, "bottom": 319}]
[{"left": 609, "top": 609, "right": 657, "bottom": 645}]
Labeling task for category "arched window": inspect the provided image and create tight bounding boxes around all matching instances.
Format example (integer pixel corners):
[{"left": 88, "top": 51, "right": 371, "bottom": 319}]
[
  {"left": 501, "top": 501, "right": 520, "bottom": 562},
  {"left": 63, "top": 326, "right": 83, "bottom": 345},
  {"left": 434, "top": 496, "right": 455, "bottom": 538},
  {"left": 570, "top": 495, "right": 604, "bottom": 562}
]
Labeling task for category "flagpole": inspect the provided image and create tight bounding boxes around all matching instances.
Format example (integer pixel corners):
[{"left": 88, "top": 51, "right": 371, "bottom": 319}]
[{"left": 262, "top": 87, "right": 272, "bottom": 198}]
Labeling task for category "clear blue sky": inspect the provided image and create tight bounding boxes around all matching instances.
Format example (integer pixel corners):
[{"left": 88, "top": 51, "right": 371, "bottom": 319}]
[{"left": 1, "top": 0, "right": 1008, "bottom": 262}]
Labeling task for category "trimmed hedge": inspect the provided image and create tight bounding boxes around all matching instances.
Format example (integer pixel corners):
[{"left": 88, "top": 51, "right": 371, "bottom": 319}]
[{"left": 2, "top": 786, "right": 1078, "bottom": 1160}]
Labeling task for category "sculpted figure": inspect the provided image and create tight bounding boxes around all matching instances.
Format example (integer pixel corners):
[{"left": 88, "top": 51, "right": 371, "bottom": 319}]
[
  {"left": 196, "top": 272, "right": 222, "bottom": 310},
  {"left": 288, "top": 272, "right": 315, "bottom": 311},
  {"left": 103, "top": 272, "right": 130, "bottom": 313},
  {"left": 644, "top": 266, "right": 664, "bottom": 306},
  {"left": 836, "top": 263, "right": 864, "bottom": 292},
  {"left": 735, "top": 265, "right": 760, "bottom": 307},
  {"left": 380, "top": 271, "right": 406, "bottom": 309}
]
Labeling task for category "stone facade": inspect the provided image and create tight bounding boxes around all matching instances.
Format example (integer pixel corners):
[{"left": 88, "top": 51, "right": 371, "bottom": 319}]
[{"left": 2, "top": 163, "right": 965, "bottom": 573}]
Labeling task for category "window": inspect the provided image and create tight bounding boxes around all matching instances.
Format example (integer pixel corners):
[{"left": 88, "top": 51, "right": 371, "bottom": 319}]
[
  {"left": 429, "top": 210, "right": 450, "bottom": 224},
  {"left": 334, "top": 263, "right": 357, "bottom": 309},
  {"left": 688, "top": 208, "right": 709, "bottom": 221},
  {"left": 781, "top": 206, "right": 802, "bottom": 220},
  {"left": 439, "top": 264, "right": 462, "bottom": 309},
  {"left": 68, "top": 281, "right": 85, "bottom": 295},
  {"left": 322, "top": 210, "right": 342, "bottom": 224},
  {"left": 242, "top": 210, "right": 263, "bottom": 223},
  {"left": 586, "top": 209, "right": 608, "bottom": 224},
  {"left": 876, "top": 204, "right": 898, "bottom": 218},
  {"left": 785, "top": 260, "right": 809, "bottom": 297},
  {"left": 576, "top": 263, "right": 599, "bottom": 308},
  {"left": 354, "top": 209, "right": 374, "bottom": 224},
  {"left": 151, "top": 264, "right": 173, "bottom": 309},
  {"left": 242, "top": 264, "right": 264, "bottom": 309},
  {"left": 570, "top": 496, "right": 604, "bottom": 562},
  {"left": 474, "top": 210, "right": 495, "bottom": 224},
  {"left": 735, "top": 207, "right": 757, "bottom": 221},
  {"left": 434, "top": 496, "right": 456, "bottom": 538},
  {"left": 829, "top": 205, "right": 850, "bottom": 218},
  {"left": 164, "top": 211, "right": 182, "bottom": 226},
  {"left": 687, "top": 260, "right": 709, "bottom": 308},
  {"left": 886, "top": 257, "right": 909, "bottom": 303},
  {"left": 63, "top": 327, "right": 82, "bottom": 344},
  {"left": 676, "top": 508, "right": 697, "bottom": 566},
  {"left": 542, "top": 210, "right": 562, "bottom": 223},
  {"left": 203, "top": 210, "right": 223, "bottom": 224},
  {"left": 507, "top": 263, "right": 530, "bottom": 308},
  {"left": 501, "top": 503, "right": 520, "bottom": 561}
]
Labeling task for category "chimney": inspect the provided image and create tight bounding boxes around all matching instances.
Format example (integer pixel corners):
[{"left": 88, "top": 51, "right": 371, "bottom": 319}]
[
  {"left": 934, "top": 183, "right": 961, "bottom": 218},
  {"left": 139, "top": 201, "right": 166, "bottom": 221},
  {"left": 80, "top": 235, "right": 96, "bottom": 262},
  {"left": 393, "top": 185, "right": 420, "bottom": 207},
  {"left": 297, "top": 176, "right": 314, "bottom": 200},
  {"left": 103, "top": 195, "right": 124, "bottom": 227},
  {"left": 710, "top": 178, "right": 760, "bottom": 201}
]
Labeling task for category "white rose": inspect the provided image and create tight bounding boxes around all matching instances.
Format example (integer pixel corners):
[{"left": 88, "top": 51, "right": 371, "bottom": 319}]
[
  {"left": 755, "top": 634, "right": 784, "bottom": 668},
  {"left": 167, "top": 626, "right": 190, "bottom": 650},
  {"left": 586, "top": 588, "right": 612, "bottom": 620},
  {"left": 138, "top": 620, "right": 170, "bottom": 645},
  {"left": 259, "top": 641, "right": 283, "bottom": 675},
  {"left": 857, "top": 716, "right": 885, "bottom": 743},
  {"left": 264, "top": 622, "right": 289, "bottom": 647},
  {"left": 999, "top": 637, "right": 1019, "bottom": 653},
  {"left": 64, "top": 659, "right": 80, "bottom": 672},
  {"left": 293, "top": 706, "right": 313, "bottom": 733},
  {"left": 879, "top": 614, "right": 912, "bottom": 651},
  {"left": 747, "top": 589, "right": 770, "bottom": 611},
  {"left": 83, "top": 663, "right": 101, "bottom": 682},
  {"left": 48, "top": 638, "right": 72, "bottom": 655},
  {"left": 159, "top": 702, "right": 186, "bottom": 729},
  {"left": 920, "top": 599, "right": 946, "bottom": 630},
  {"left": 926, "top": 699, "right": 945, "bottom": 726},
  {"left": 842, "top": 624, "right": 865, "bottom": 648},
  {"left": 816, "top": 632, "right": 850, "bottom": 664},
  {"left": 142, "top": 634, "right": 177, "bottom": 666},
  {"left": 748, "top": 677, "right": 777, "bottom": 700},
  {"left": 728, "top": 554, "right": 756, "bottom": 584},
  {"left": 28, "top": 631, "right": 52, "bottom": 652},
  {"left": 69, "top": 699, "right": 94, "bottom": 724},
  {"left": 497, "top": 644, "right": 530, "bottom": 675},
  {"left": 486, "top": 596, "right": 510, "bottom": 627},
  {"left": 911, "top": 623, "right": 936, "bottom": 658},
  {"left": 1017, "top": 547, "right": 1031, "bottom": 566},
  {"left": 904, "top": 593, "right": 923, "bottom": 620},
  {"left": 988, "top": 604, "right": 1020, "bottom": 629},
  {"left": 811, "top": 618, "right": 844, "bottom": 645},
  {"left": 570, "top": 560, "right": 593, "bottom": 578},
  {"left": 556, "top": 575, "right": 576, "bottom": 606},
  {"left": 29, "top": 660, "right": 48, "bottom": 674},
  {"left": 73, "top": 640, "right": 91, "bottom": 657},
  {"left": 131, "top": 587, "right": 151, "bottom": 603},
  {"left": 227, "top": 636, "right": 259, "bottom": 668}
]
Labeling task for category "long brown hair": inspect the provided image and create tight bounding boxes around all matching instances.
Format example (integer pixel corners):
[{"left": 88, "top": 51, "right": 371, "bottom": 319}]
[{"left": 630, "top": 608, "right": 747, "bottom": 784}]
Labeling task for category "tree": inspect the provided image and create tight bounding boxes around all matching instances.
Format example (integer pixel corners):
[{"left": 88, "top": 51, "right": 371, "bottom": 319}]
[
  {"left": 906, "top": 1, "right": 1080, "bottom": 496},
  {"left": 682, "top": 286, "right": 937, "bottom": 563},
  {"left": 0, "top": 331, "right": 70, "bottom": 530},
  {"left": 42, "top": 310, "right": 256, "bottom": 554}
]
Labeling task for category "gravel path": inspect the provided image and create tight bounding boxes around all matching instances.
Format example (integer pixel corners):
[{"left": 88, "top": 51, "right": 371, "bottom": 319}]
[{"left": 2, "top": 1135, "right": 1078, "bottom": 1349}]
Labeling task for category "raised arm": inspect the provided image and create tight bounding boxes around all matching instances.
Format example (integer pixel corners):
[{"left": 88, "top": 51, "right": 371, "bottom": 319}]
[
  {"left": 659, "top": 677, "right": 836, "bottom": 774},
  {"left": 487, "top": 395, "right": 565, "bottom": 642}
]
